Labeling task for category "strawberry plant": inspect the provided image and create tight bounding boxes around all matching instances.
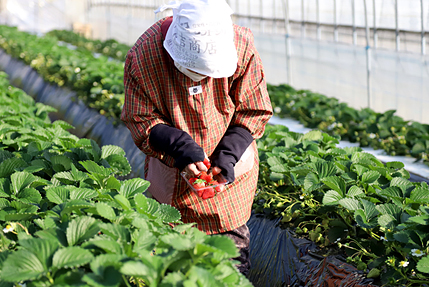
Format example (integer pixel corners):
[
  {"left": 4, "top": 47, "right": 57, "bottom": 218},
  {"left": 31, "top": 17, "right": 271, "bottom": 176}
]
[
  {"left": 46, "top": 29, "right": 129, "bottom": 61},
  {"left": 268, "top": 84, "right": 429, "bottom": 167},
  {"left": 0, "top": 25, "right": 125, "bottom": 122},
  {"left": 0, "top": 72, "right": 252, "bottom": 287},
  {"left": 255, "top": 123, "right": 429, "bottom": 286}
]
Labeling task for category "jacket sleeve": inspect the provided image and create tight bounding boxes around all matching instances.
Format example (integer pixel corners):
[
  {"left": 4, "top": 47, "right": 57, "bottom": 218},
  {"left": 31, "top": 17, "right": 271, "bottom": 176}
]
[
  {"left": 229, "top": 27, "right": 273, "bottom": 140},
  {"left": 120, "top": 49, "right": 170, "bottom": 160}
]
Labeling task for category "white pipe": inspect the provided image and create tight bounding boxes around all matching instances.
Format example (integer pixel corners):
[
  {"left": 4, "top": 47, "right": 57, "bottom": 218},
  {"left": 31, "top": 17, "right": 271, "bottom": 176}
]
[
  {"left": 421, "top": 0, "right": 426, "bottom": 55},
  {"left": 373, "top": 0, "right": 377, "bottom": 48},
  {"left": 282, "top": 0, "right": 292, "bottom": 85},
  {"left": 364, "top": 0, "right": 372, "bottom": 108},
  {"left": 334, "top": 0, "right": 338, "bottom": 42},
  {"left": 352, "top": 0, "right": 357, "bottom": 45},
  {"left": 317, "top": 0, "right": 321, "bottom": 40},
  {"left": 395, "top": 0, "right": 400, "bottom": 51},
  {"left": 301, "top": 0, "right": 305, "bottom": 37}
]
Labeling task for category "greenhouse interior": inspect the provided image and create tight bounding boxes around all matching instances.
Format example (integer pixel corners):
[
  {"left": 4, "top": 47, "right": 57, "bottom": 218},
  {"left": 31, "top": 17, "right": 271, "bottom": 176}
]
[{"left": 0, "top": 0, "right": 429, "bottom": 286}]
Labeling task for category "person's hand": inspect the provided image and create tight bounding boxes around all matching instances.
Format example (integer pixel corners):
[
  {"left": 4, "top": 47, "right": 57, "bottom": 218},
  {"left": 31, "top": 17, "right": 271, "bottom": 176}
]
[{"left": 183, "top": 161, "right": 207, "bottom": 177}]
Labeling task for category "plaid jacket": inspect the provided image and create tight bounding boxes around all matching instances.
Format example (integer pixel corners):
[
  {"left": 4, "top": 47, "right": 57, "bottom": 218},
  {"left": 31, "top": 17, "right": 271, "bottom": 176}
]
[{"left": 121, "top": 17, "right": 273, "bottom": 234}]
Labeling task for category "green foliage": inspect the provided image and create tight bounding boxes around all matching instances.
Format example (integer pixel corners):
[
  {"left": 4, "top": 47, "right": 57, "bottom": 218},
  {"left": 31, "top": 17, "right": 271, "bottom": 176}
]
[
  {"left": 268, "top": 83, "right": 429, "bottom": 167},
  {"left": 0, "top": 73, "right": 251, "bottom": 286},
  {"left": 255, "top": 124, "right": 429, "bottom": 286},
  {"left": 0, "top": 25, "right": 125, "bottom": 123}
]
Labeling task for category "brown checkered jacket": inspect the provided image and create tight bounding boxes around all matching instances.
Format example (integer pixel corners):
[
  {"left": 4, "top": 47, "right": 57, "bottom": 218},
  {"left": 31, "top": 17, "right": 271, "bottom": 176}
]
[{"left": 121, "top": 17, "right": 273, "bottom": 234}]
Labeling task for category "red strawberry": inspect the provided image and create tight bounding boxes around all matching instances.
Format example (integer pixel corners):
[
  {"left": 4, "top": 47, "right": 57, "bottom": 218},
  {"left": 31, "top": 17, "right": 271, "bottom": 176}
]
[
  {"left": 192, "top": 179, "right": 206, "bottom": 191},
  {"left": 199, "top": 171, "right": 213, "bottom": 183},
  {"left": 203, "top": 158, "right": 211, "bottom": 169},
  {"left": 209, "top": 180, "right": 219, "bottom": 186},
  {"left": 214, "top": 184, "right": 225, "bottom": 193},
  {"left": 202, "top": 188, "right": 215, "bottom": 199},
  {"left": 189, "top": 177, "right": 198, "bottom": 185}
]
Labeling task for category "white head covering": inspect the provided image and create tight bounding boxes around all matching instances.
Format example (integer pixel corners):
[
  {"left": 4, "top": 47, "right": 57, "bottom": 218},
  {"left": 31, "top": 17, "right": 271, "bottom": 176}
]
[{"left": 155, "top": 0, "right": 238, "bottom": 78}]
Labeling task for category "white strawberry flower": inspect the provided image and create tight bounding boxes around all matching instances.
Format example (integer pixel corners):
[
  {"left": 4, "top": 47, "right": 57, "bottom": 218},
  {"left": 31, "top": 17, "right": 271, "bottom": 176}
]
[
  {"left": 411, "top": 249, "right": 426, "bottom": 257},
  {"left": 2, "top": 224, "right": 13, "bottom": 233}
]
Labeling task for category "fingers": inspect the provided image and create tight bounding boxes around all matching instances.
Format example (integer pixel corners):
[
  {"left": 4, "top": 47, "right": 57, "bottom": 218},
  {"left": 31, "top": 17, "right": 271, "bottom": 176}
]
[
  {"left": 195, "top": 161, "right": 208, "bottom": 172},
  {"left": 184, "top": 161, "right": 207, "bottom": 177},
  {"left": 212, "top": 166, "right": 221, "bottom": 176}
]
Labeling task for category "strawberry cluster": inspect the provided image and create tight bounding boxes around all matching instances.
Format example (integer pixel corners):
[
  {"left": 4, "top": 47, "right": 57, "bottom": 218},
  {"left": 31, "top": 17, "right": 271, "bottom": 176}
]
[{"left": 188, "top": 158, "right": 225, "bottom": 199}]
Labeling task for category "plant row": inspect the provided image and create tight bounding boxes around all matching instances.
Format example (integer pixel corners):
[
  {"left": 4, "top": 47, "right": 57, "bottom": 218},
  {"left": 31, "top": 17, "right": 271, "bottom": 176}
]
[
  {"left": 45, "top": 29, "right": 129, "bottom": 62},
  {"left": 0, "top": 25, "right": 124, "bottom": 122},
  {"left": 0, "top": 72, "right": 251, "bottom": 287},
  {"left": 268, "top": 84, "right": 429, "bottom": 166},
  {"left": 254, "top": 124, "right": 429, "bottom": 286}
]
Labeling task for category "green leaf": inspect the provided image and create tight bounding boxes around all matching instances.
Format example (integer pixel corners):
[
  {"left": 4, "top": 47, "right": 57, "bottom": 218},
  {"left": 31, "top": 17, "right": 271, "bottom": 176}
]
[
  {"left": 96, "top": 202, "right": 117, "bottom": 221},
  {"left": 120, "top": 260, "right": 155, "bottom": 280},
  {"left": 104, "top": 154, "right": 131, "bottom": 176},
  {"left": 322, "top": 176, "right": 346, "bottom": 196},
  {"left": 205, "top": 235, "right": 239, "bottom": 258},
  {"left": 134, "top": 193, "right": 148, "bottom": 212},
  {"left": 410, "top": 186, "right": 429, "bottom": 204},
  {"left": 0, "top": 250, "right": 45, "bottom": 282},
  {"left": 416, "top": 256, "right": 429, "bottom": 274},
  {"left": 393, "top": 231, "right": 410, "bottom": 244},
  {"left": 18, "top": 238, "right": 60, "bottom": 270},
  {"left": 133, "top": 229, "right": 158, "bottom": 253},
  {"left": 67, "top": 216, "right": 99, "bottom": 246},
  {"left": 68, "top": 186, "right": 98, "bottom": 201},
  {"left": 53, "top": 246, "right": 94, "bottom": 269},
  {"left": 80, "top": 160, "right": 112, "bottom": 176},
  {"left": 0, "top": 158, "right": 27, "bottom": 178},
  {"left": 378, "top": 214, "right": 397, "bottom": 229},
  {"left": 105, "top": 176, "right": 121, "bottom": 190},
  {"left": 82, "top": 238, "right": 124, "bottom": 255},
  {"left": 119, "top": 178, "right": 150, "bottom": 199},
  {"left": 160, "top": 233, "right": 195, "bottom": 251},
  {"left": 304, "top": 172, "right": 320, "bottom": 191},
  {"left": 339, "top": 198, "right": 361, "bottom": 211},
  {"left": 101, "top": 145, "right": 126, "bottom": 158},
  {"left": 270, "top": 172, "right": 284, "bottom": 182},
  {"left": 99, "top": 223, "right": 131, "bottom": 243},
  {"left": 302, "top": 130, "right": 322, "bottom": 141},
  {"left": 367, "top": 268, "right": 381, "bottom": 278},
  {"left": 5, "top": 212, "right": 36, "bottom": 221},
  {"left": 361, "top": 171, "right": 380, "bottom": 184},
  {"left": 386, "top": 161, "right": 404, "bottom": 170},
  {"left": 16, "top": 188, "right": 42, "bottom": 204},
  {"left": 361, "top": 199, "right": 379, "bottom": 219},
  {"left": 114, "top": 194, "right": 131, "bottom": 211},
  {"left": 46, "top": 186, "right": 70, "bottom": 204},
  {"left": 379, "top": 186, "right": 403, "bottom": 198},
  {"left": 354, "top": 199, "right": 379, "bottom": 229},
  {"left": 60, "top": 199, "right": 94, "bottom": 216},
  {"left": 10, "top": 171, "right": 36, "bottom": 195},
  {"left": 322, "top": 190, "right": 343, "bottom": 205},
  {"left": 314, "top": 162, "right": 337, "bottom": 180},
  {"left": 347, "top": 186, "right": 365, "bottom": 197},
  {"left": 157, "top": 204, "right": 181, "bottom": 223},
  {"left": 376, "top": 203, "right": 402, "bottom": 221},
  {"left": 390, "top": 177, "right": 413, "bottom": 193},
  {"left": 406, "top": 215, "right": 429, "bottom": 225},
  {"left": 88, "top": 253, "right": 125, "bottom": 279},
  {"left": 50, "top": 155, "right": 73, "bottom": 172}
]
